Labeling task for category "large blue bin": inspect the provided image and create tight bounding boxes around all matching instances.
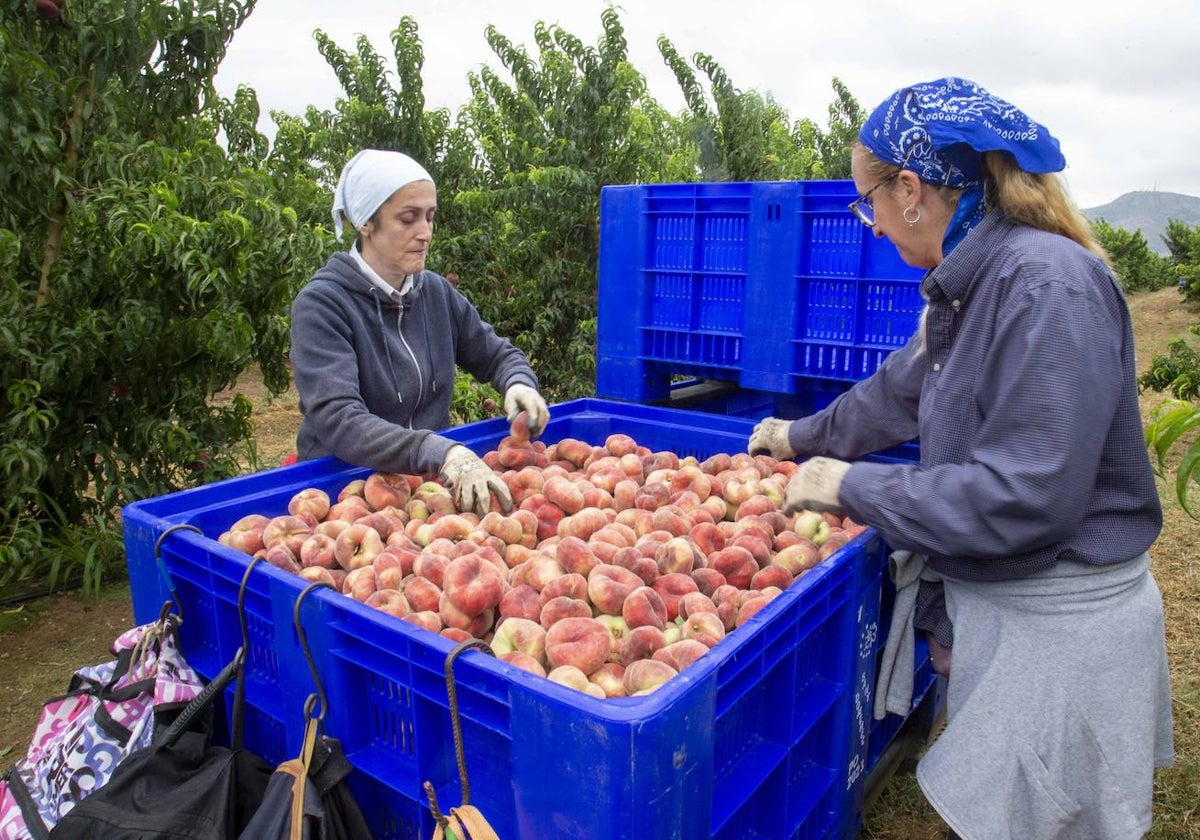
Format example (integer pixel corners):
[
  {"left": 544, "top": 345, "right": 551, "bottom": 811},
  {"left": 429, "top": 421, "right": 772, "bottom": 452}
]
[{"left": 124, "top": 399, "right": 930, "bottom": 840}]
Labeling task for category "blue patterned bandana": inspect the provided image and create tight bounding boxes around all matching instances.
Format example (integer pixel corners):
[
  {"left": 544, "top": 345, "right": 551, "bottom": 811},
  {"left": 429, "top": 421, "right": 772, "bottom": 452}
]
[{"left": 859, "top": 77, "right": 1066, "bottom": 189}]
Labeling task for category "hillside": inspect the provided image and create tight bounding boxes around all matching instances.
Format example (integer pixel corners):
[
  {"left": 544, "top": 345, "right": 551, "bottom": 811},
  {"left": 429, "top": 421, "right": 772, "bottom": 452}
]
[{"left": 1084, "top": 190, "right": 1200, "bottom": 255}]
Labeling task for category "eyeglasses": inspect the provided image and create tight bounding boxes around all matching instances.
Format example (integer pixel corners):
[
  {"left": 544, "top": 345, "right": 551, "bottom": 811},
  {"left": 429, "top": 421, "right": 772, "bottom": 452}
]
[
  {"left": 848, "top": 146, "right": 916, "bottom": 227},
  {"left": 847, "top": 171, "right": 901, "bottom": 228}
]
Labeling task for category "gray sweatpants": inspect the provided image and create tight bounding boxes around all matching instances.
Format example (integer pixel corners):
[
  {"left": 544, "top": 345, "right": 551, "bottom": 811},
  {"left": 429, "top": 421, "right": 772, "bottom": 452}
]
[{"left": 916, "top": 553, "right": 1174, "bottom": 840}]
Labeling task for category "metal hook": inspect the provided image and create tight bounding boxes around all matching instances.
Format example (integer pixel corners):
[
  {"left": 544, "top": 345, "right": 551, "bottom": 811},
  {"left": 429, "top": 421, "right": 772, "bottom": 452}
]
[
  {"left": 153, "top": 523, "right": 202, "bottom": 623},
  {"left": 443, "top": 638, "right": 494, "bottom": 806},
  {"left": 229, "top": 554, "right": 264, "bottom": 751},
  {"left": 237, "top": 554, "right": 264, "bottom": 654},
  {"left": 294, "top": 580, "right": 335, "bottom": 723}
]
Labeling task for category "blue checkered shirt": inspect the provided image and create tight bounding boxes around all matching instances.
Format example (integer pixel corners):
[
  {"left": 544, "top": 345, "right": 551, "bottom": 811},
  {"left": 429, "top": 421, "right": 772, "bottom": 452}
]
[{"left": 788, "top": 211, "right": 1162, "bottom": 581}]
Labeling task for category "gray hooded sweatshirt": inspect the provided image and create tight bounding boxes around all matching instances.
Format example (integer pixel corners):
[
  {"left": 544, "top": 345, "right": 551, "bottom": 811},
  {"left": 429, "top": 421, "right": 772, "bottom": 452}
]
[{"left": 290, "top": 252, "right": 539, "bottom": 476}]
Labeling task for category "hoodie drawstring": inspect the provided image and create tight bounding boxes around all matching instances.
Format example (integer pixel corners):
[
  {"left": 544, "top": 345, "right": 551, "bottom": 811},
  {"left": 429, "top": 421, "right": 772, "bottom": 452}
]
[
  {"left": 420, "top": 299, "right": 437, "bottom": 394},
  {"left": 371, "top": 290, "right": 405, "bottom": 407}
]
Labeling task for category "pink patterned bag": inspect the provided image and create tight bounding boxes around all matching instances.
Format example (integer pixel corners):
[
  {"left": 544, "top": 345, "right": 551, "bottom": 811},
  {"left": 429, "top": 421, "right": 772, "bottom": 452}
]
[{"left": 0, "top": 605, "right": 203, "bottom": 840}]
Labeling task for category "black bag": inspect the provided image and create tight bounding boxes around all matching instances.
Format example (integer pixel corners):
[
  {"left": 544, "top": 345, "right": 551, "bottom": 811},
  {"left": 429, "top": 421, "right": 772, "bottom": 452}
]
[
  {"left": 234, "top": 581, "right": 375, "bottom": 840},
  {"left": 48, "top": 554, "right": 277, "bottom": 840}
]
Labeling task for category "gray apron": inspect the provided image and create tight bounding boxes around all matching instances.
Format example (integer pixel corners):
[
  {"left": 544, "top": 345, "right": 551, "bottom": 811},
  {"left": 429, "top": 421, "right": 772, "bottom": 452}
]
[{"left": 916, "top": 553, "right": 1174, "bottom": 840}]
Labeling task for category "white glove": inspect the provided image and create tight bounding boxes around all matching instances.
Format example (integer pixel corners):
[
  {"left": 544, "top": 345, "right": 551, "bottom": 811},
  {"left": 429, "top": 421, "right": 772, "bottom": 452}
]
[
  {"left": 783, "top": 457, "right": 852, "bottom": 514},
  {"left": 440, "top": 445, "right": 513, "bottom": 516},
  {"left": 748, "top": 417, "right": 797, "bottom": 460},
  {"left": 503, "top": 383, "right": 550, "bottom": 439}
]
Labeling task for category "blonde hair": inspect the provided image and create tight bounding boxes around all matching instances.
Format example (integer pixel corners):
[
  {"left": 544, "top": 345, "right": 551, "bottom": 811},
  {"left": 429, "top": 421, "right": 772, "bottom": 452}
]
[
  {"left": 855, "top": 141, "right": 1110, "bottom": 267},
  {"left": 980, "top": 152, "right": 1110, "bottom": 266}
]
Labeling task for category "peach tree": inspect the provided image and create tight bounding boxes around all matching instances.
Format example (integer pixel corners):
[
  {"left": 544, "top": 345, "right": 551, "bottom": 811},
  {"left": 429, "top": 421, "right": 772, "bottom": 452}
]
[
  {"left": 437, "top": 13, "right": 865, "bottom": 399},
  {"left": 1140, "top": 218, "right": 1200, "bottom": 517},
  {"left": 1091, "top": 219, "right": 1173, "bottom": 292},
  {"left": 266, "top": 10, "right": 663, "bottom": 406},
  {"left": 656, "top": 41, "right": 861, "bottom": 182},
  {"left": 268, "top": 9, "right": 865, "bottom": 408},
  {"left": 1161, "top": 218, "right": 1200, "bottom": 304},
  {"left": 0, "top": 0, "right": 329, "bottom": 590},
  {"left": 436, "top": 8, "right": 669, "bottom": 400}
]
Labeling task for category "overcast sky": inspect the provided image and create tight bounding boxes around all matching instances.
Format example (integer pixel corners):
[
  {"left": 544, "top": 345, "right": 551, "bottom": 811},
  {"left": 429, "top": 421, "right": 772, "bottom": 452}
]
[{"left": 213, "top": 0, "right": 1199, "bottom": 209}]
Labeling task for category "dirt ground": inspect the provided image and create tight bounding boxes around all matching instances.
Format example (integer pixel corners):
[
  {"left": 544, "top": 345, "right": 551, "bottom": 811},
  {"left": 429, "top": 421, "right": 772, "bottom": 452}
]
[{"left": 1, "top": 286, "right": 1196, "bottom": 837}]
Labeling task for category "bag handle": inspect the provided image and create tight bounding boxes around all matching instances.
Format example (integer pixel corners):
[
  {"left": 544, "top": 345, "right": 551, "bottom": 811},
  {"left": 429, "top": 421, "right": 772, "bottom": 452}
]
[
  {"left": 155, "top": 646, "right": 245, "bottom": 747},
  {"left": 444, "top": 806, "right": 502, "bottom": 840}
]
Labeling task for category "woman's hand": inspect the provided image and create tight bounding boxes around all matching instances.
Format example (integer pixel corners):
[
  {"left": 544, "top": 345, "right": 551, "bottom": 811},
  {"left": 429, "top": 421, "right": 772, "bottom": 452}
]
[
  {"left": 783, "top": 457, "right": 852, "bottom": 514},
  {"left": 440, "top": 445, "right": 513, "bottom": 516},
  {"left": 748, "top": 417, "right": 797, "bottom": 460},
  {"left": 504, "top": 384, "right": 550, "bottom": 439}
]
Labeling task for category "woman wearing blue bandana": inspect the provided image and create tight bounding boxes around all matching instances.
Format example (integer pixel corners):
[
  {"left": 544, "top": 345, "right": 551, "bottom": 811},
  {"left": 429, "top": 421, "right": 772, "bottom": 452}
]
[
  {"left": 290, "top": 149, "right": 550, "bottom": 517},
  {"left": 749, "top": 78, "right": 1173, "bottom": 839}
]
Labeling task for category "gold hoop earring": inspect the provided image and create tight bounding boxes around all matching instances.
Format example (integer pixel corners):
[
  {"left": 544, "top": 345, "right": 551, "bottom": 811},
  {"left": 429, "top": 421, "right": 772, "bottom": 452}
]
[{"left": 903, "top": 207, "right": 921, "bottom": 226}]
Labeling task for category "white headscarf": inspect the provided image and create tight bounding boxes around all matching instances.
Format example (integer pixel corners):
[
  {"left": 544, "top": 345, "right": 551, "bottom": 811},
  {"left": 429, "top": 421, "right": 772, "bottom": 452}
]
[{"left": 330, "top": 149, "right": 434, "bottom": 237}]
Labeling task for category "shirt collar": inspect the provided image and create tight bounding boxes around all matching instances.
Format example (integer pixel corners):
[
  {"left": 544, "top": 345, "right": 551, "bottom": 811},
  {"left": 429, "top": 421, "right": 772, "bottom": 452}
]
[
  {"left": 922, "top": 209, "right": 1007, "bottom": 306},
  {"left": 350, "top": 243, "right": 412, "bottom": 301}
]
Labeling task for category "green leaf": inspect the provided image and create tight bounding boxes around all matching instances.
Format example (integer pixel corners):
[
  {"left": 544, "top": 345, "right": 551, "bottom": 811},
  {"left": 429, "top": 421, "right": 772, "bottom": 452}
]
[
  {"left": 1173, "top": 439, "right": 1200, "bottom": 519},
  {"left": 1146, "top": 401, "right": 1200, "bottom": 471}
]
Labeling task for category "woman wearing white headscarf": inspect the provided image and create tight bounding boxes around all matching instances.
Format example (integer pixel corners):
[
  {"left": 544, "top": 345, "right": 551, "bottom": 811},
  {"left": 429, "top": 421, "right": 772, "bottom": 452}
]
[
  {"left": 290, "top": 149, "right": 549, "bottom": 516},
  {"left": 750, "top": 78, "right": 1173, "bottom": 839}
]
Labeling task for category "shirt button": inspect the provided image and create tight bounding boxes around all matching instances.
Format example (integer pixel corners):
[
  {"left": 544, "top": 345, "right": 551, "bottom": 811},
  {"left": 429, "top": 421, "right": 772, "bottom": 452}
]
[
  {"left": 951, "top": 299, "right": 961, "bottom": 309},
  {"left": 933, "top": 363, "right": 942, "bottom": 372}
]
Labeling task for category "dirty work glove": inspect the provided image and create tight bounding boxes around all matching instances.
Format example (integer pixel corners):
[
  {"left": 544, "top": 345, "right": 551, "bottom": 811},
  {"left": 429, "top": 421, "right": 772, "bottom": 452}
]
[
  {"left": 783, "top": 456, "right": 852, "bottom": 515},
  {"left": 749, "top": 417, "right": 797, "bottom": 460},
  {"left": 503, "top": 383, "right": 550, "bottom": 439},
  {"left": 440, "top": 445, "right": 513, "bottom": 516}
]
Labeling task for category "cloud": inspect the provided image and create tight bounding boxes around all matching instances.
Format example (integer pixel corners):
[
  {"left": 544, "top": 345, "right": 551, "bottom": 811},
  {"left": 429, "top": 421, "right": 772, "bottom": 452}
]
[{"left": 213, "top": 0, "right": 1200, "bottom": 207}]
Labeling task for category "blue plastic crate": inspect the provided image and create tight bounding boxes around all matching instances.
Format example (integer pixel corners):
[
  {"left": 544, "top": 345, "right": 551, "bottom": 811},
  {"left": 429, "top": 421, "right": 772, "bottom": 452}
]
[
  {"left": 597, "top": 182, "right": 801, "bottom": 402},
  {"left": 839, "top": 560, "right": 940, "bottom": 838},
  {"left": 596, "top": 180, "right": 925, "bottom": 399},
  {"left": 125, "top": 399, "right": 905, "bottom": 840}
]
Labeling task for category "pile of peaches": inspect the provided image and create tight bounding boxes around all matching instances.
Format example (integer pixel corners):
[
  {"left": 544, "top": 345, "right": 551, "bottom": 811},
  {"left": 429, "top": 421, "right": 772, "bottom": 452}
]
[{"left": 217, "top": 421, "right": 863, "bottom": 698}]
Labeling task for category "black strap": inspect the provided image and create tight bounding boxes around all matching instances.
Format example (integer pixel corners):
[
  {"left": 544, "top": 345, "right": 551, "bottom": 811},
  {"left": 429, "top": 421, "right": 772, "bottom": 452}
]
[
  {"left": 4, "top": 769, "right": 51, "bottom": 840},
  {"left": 155, "top": 649, "right": 244, "bottom": 748},
  {"left": 64, "top": 644, "right": 132, "bottom": 697},
  {"left": 100, "top": 676, "right": 157, "bottom": 704},
  {"left": 90, "top": 699, "right": 135, "bottom": 747},
  {"left": 87, "top": 609, "right": 182, "bottom": 743}
]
